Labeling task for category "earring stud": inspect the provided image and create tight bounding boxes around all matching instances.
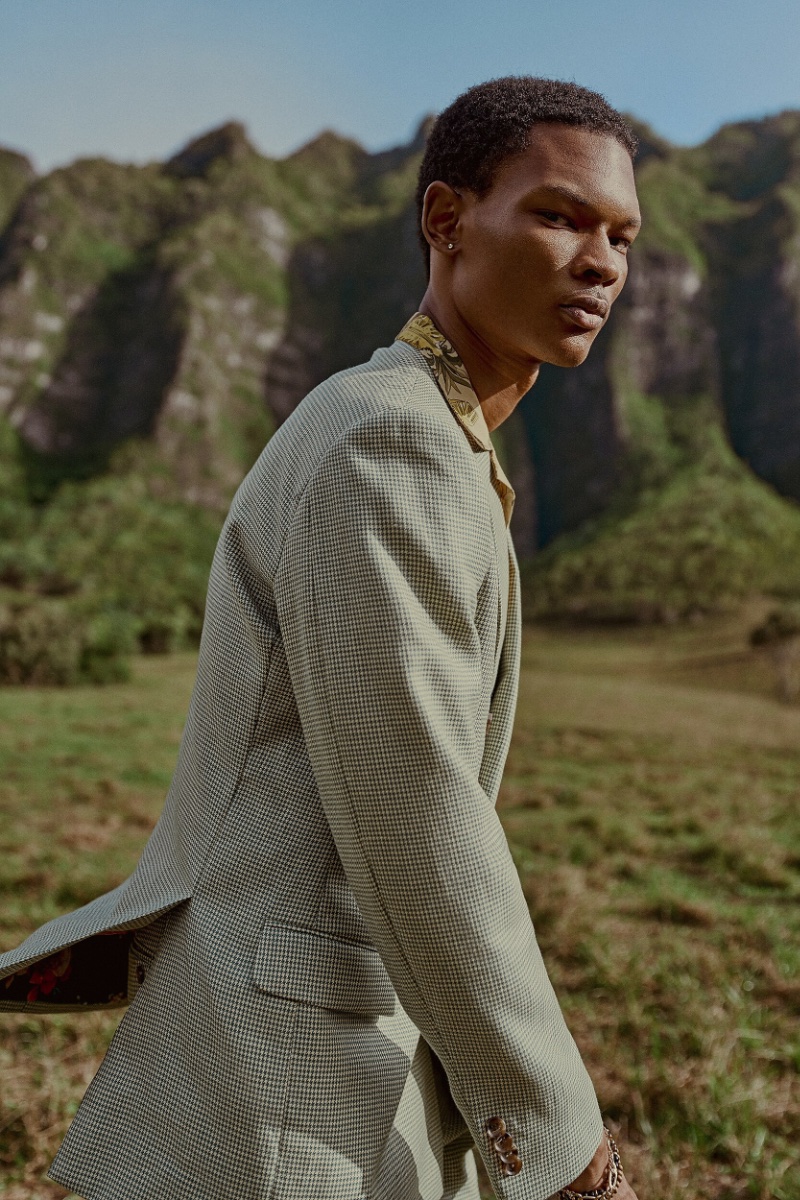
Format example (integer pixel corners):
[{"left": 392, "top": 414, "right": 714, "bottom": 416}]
[{"left": 447, "top": 242, "right": 454, "bottom": 250}]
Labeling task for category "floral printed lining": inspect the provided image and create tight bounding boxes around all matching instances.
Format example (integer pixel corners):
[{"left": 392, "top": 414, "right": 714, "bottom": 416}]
[{"left": 2, "top": 931, "right": 131, "bottom": 1007}]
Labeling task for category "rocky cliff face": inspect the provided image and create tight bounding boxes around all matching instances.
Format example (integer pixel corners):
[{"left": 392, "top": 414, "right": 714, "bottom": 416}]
[
  {"left": 698, "top": 113, "right": 800, "bottom": 501},
  {"left": 1, "top": 112, "right": 800, "bottom": 567},
  {"left": 0, "top": 120, "right": 429, "bottom": 509}
]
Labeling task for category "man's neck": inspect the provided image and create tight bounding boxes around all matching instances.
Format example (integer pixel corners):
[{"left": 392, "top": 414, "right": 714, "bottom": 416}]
[{"left": 417, "top": 291, "right": 540, "bottom": 432}]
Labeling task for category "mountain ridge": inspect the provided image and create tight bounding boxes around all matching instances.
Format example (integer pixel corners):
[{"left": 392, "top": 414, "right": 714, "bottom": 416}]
[{"left": 2, "top": 111, "right": 800, "bottom": 632}]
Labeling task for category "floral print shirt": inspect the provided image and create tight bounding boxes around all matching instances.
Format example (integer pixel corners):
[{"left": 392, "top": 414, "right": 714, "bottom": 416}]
[{"left": 395, "top": 311, "right": 516, "bottom": 525}]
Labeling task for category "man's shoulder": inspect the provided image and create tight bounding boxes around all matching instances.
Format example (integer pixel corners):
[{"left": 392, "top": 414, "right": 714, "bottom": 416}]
[
  {"left": 286, "top": 339, "right": 455, "bottom": 439},
  {"left": 222, "top": 338, "right": 489, "bottom": 582},
  {"left": 241, "top": 339, "right": 472, "bottom": 502}
]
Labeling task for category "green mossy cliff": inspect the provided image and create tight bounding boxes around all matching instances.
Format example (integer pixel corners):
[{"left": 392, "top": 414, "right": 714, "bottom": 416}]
[{"left": 2, "top": 112, "right": 800, "bottom": 642}]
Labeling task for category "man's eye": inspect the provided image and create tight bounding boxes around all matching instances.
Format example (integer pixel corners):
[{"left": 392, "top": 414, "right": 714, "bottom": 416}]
[
  {"left": 611, "top": 236, "right": 632, "bottom": 253},
  {"left": 538, "top": 210, "right": 572, "bottom": 226}
]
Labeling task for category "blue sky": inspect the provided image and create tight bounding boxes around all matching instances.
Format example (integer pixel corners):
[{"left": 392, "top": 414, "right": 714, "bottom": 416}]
[{"left": 2, "top": 0, "right": 799, "bottom": 171}]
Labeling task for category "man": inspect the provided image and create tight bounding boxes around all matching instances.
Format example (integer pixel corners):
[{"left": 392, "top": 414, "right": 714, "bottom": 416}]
[{"left": 0, "top": 77, "right": 642, "bottom": 1200}]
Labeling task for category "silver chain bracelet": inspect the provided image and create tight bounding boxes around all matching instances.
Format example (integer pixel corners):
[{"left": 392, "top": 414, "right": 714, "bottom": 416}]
[{"left": 558, "top": 1127, "right": 624, "bottom": 1200}]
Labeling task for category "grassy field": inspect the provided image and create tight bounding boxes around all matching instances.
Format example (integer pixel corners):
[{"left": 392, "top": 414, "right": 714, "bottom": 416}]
[{"left": 1, "top": 612, "right": 798, "bottom": 1199}]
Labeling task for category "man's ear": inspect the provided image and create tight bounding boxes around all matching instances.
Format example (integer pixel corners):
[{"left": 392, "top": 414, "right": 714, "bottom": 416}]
[{"left": 421, "top": 181, "right": 464, "bottom": 259}]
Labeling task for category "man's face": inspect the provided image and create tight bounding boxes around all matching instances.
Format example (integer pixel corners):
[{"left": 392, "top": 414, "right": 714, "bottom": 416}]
[{"left": 451, "top": 123, "right": 641, "bottom": 369}]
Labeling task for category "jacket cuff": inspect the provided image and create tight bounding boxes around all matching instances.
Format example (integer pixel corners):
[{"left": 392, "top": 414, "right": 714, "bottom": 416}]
[{"left": 470, "top": 1096, "right": 604, "bottom": 1199}]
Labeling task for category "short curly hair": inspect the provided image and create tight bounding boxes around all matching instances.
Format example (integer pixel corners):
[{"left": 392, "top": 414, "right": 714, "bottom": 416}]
[{"left": 416, "top": 76, "right": 638, "bottom": 271}]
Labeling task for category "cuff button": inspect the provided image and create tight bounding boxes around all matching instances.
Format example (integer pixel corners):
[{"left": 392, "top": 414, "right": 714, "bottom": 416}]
[
  {"left": 501, "top": 1153, "right": 523, "bottom": 1176},
  {"left": 484, "top": 1116, "right": 506, "bottom": 1138}
]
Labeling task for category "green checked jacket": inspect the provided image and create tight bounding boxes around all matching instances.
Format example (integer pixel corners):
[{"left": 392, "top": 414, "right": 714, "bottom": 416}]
[{"left": 0, "top": 315, "right": 603, "bottom": 1200}]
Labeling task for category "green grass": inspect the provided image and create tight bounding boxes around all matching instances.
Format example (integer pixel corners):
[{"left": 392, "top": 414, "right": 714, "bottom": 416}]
[{"left": 1, "top": 620, "right": 799, "bottom": 1199}]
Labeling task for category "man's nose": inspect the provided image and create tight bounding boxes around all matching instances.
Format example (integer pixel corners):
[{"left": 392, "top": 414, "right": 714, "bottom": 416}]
[{"left": 571, "top": 235, "right": 622, "bottom": 287}]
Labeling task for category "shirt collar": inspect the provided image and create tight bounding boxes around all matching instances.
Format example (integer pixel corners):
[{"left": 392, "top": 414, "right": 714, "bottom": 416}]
[{"left": 395, "top": 311, "right": 515, "bottom": 525}]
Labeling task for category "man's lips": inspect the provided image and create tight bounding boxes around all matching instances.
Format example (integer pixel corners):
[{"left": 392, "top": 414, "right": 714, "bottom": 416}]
[{"left": 559, "top": 294, "right": 609, "bottom": 331}]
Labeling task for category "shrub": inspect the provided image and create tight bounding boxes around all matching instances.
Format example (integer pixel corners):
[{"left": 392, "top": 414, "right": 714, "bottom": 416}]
[
  {"left": 137, "top": 604, "right": 194, "bottom": 655},
  {"left": 0, "top": 600, "right": 82, "bottom": 685},
  {"left": 0, "top": 599, "right": 135, "bottom": 686},
  {"left": 749, "top": 603, "right": 800, "bottom": 646},
  {"left": 749, "top": 603, "right": 800, "bottom": 703},
  {"left": 34, "top": 472, "right": 219, "bottom": 647},
  {"left": 78, "top": 608, "right": 138, "bottom": 683}
]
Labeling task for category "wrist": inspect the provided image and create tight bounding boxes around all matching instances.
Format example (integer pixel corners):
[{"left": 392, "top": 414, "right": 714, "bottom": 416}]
[
  {"left": 559, "top": 1127, "right": 623, "bottom": 1200},
  {"left": 568, "top": 1138, "right": 608, "bottom": 1190}
]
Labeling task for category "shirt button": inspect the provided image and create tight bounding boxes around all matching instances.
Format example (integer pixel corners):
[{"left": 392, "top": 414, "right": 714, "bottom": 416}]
[
  {"left": 136, "top": 962, "right": 146, "bottom": 985},
  {"left": 484, "top": 1116, "right": 506, "bottom": 1138}
]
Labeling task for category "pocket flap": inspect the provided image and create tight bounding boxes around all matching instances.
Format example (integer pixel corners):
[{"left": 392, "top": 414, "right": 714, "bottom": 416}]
[{"left": 252, "top": 924, "right": 396, "bottom": 1016}]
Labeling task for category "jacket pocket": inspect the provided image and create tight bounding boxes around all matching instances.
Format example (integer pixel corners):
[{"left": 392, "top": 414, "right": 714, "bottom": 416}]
[{"left": 252, "top": 923, "right": 396, "bottom": 1016}]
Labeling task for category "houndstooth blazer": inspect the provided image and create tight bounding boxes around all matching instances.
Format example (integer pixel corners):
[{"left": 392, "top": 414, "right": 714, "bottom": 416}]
[{"left": 0, "top": 335, "right": 603, "bottom": 1200}]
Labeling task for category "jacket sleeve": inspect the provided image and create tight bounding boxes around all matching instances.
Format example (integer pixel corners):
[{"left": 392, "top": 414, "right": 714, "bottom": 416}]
[{"left": 273, "top": 408, "right": 603, "bottom": 1200}]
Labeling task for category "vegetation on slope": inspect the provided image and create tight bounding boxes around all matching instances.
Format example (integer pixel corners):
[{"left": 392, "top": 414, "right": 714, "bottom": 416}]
[
  {"left": 524, "top": 427, "right": 800, "bottom": 622},
  {"left": 0, "top": 148, "right": 36, "bottom": 230},
  {"left": 0, "top": 419, "right": 220, "bottom": 683}
]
